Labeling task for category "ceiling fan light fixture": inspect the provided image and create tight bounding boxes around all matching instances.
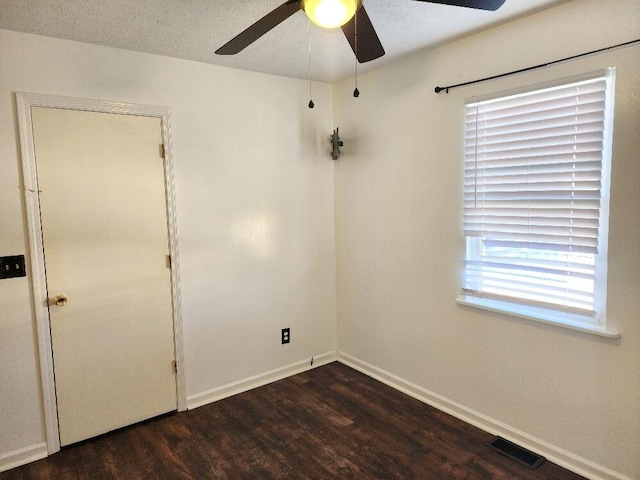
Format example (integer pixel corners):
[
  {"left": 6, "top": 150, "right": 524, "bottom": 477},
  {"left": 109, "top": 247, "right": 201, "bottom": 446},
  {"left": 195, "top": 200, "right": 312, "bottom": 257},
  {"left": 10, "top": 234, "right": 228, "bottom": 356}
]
[{"left": 303, "top": 0, "right": 358, "bottom": 29}]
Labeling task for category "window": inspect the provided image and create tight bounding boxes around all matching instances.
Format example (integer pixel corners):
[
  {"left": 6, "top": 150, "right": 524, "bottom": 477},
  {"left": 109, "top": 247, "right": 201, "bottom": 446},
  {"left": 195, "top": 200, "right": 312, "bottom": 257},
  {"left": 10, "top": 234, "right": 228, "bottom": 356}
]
[{"left": 458, "top": 69, "right": 617, "bottom": 336}]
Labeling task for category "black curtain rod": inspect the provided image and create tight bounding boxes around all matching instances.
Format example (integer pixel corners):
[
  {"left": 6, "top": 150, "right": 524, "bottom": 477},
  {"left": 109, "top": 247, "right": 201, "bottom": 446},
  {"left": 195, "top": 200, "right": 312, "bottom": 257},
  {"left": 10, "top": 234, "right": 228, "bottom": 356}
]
[{"left": 434, "top": 38, "right": 640, "bottom": 94}]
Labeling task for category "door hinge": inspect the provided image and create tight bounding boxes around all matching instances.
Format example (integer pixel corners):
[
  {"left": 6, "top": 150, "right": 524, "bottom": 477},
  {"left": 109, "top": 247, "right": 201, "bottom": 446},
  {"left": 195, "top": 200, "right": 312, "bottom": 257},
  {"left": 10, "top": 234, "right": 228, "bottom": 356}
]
[
  {"left": 172, "top": 360, "right": 177, "bottom": 373},
  {"left": 166, "top": 254, "right": 172, "bottom": 269},
  {"left": 159, "top": 143, "right": 166, "bottom": 159}
]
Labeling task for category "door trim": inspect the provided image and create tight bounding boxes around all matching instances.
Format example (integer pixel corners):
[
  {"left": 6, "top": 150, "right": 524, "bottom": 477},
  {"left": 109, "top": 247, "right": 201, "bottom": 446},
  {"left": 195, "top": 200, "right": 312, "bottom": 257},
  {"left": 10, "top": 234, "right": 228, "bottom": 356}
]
[{"left": 16, "top": 93, "right": 186, "bottom": 455}]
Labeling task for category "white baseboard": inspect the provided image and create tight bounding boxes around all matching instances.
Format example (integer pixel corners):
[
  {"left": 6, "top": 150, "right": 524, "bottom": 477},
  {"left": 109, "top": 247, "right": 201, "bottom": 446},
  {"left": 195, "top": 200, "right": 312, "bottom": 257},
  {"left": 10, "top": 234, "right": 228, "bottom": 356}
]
[
  {"left": 337, "top": 352, "right": 632, "bottom": 480},
  {"left": 0, "top": 443, "right": 48, "bottom": 473},
  {"left": 187, "top": 351, "right": 337, "bottom": 410},
  {"left": 4, "top": 353, "right": 628, "bottom": 479}
]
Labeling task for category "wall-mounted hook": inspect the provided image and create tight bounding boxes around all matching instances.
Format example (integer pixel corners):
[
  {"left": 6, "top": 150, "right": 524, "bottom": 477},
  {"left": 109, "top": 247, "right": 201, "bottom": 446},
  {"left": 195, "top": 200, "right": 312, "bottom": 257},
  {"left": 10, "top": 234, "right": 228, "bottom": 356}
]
[{"left": 330, "top": 128, "right": 344, "bottom": 160}]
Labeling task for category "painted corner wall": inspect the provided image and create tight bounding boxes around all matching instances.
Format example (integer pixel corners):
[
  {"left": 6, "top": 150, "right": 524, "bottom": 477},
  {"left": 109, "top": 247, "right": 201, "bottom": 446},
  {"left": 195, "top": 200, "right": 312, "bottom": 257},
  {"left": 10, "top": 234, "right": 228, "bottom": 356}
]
[
  {"left": 2, "top": 0, "right": 639, "bottom": 477},
  {"left": 333, "top": 0, "right": 640, "bottom": 478},
  {"left": 0, "top": 29, "right": 337, "bottom": 468}
]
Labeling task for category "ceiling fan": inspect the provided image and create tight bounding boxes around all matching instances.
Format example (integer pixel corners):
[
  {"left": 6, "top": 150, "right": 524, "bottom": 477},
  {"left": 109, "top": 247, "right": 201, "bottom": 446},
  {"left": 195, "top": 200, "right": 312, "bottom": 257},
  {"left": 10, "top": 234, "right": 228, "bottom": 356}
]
[{"left": 216, "top": 0, "right": 507, "bottom": 63}]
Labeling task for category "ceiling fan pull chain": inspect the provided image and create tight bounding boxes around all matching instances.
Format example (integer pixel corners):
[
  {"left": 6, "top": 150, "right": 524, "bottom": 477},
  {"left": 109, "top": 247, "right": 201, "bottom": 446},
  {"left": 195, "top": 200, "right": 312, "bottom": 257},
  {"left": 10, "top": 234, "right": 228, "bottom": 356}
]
[
  {"left": 353, "top": 5, "right": 360, "bottom": 98},
  {"left": 308, "top": 17, "right": 315, "bottom": 108}
]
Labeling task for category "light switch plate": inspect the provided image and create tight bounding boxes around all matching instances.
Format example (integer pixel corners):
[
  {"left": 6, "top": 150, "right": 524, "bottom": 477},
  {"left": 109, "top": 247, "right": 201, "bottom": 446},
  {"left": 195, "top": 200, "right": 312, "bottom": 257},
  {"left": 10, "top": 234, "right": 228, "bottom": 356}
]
[{"left": 0, "top": 255, "right": 26, "bottom": 279}]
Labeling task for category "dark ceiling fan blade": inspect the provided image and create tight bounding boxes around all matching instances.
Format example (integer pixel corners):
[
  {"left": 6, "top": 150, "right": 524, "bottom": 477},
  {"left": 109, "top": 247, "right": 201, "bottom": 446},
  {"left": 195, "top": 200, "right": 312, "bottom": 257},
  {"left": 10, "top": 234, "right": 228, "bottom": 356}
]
[
  {"left": 216, "top": 0, "right": 301, "bottom": 55},
  {"left": 412, "top": 0, "right": 506, "bottom": 11},
  {"left": 341, "top": 5, "right": 385, "bottom": 63}
]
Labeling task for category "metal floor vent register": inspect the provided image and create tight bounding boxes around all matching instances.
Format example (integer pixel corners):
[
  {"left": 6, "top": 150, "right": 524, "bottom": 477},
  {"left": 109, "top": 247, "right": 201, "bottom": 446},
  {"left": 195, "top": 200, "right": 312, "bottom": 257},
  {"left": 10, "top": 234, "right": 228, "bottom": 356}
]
[{"left": 489, "top": 437, "right": 546, "bottom": 469}]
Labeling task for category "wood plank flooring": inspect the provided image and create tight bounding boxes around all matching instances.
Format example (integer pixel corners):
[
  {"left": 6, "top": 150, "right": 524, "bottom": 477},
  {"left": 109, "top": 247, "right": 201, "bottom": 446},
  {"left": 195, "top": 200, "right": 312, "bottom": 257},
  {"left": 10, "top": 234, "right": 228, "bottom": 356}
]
[{"left": 1, "top": 362, "right": 585, "bottom": 479}]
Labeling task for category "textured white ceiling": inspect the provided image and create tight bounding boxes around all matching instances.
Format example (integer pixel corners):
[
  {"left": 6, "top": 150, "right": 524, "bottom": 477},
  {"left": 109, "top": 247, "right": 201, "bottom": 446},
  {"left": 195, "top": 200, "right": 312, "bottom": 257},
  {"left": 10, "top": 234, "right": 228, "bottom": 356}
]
[{"left": 0, "top": 0, "right": 568, "bottom": 83}]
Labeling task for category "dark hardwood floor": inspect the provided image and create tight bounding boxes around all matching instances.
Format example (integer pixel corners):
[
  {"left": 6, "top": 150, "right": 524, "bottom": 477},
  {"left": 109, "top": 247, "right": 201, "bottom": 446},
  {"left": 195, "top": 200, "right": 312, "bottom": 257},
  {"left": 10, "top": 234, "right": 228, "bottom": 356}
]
[{"left": 1, "top": 362, "right": 584, "bottom": 479}]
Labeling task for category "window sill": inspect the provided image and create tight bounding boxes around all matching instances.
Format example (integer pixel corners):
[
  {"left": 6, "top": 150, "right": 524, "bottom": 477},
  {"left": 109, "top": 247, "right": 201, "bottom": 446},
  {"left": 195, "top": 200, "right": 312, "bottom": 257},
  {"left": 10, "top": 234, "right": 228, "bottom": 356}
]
[{"left": 456, "top": 295, "right": 620, "bottom": 339}]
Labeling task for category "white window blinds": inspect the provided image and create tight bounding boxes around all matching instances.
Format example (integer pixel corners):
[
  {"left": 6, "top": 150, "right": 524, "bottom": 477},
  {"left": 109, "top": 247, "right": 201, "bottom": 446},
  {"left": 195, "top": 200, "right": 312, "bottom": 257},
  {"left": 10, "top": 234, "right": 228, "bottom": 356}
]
[{"left": 462, "top": 71, "right": 613, "bottom": 318}]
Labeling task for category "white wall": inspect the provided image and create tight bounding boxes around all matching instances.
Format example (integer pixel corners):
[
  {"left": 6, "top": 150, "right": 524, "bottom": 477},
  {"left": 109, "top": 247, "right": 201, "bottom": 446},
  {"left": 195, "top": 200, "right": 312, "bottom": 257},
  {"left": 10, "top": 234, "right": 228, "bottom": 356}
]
[
  {"left": 0, "top": 29, "right": 337, "bottom": 468},
  {"left": 333, "top": 0, "right": 640, "bottom": 478},
  {"left": 2, "top": 0, "right": 639, "bottom": 477}
]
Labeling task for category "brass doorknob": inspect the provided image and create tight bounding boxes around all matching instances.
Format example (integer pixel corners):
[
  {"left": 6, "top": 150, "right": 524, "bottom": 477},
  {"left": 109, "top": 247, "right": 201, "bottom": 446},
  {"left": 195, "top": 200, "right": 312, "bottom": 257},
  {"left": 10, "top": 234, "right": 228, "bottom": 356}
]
[{"left": 51, "top": 294, "right": 68, "bottom": 307}]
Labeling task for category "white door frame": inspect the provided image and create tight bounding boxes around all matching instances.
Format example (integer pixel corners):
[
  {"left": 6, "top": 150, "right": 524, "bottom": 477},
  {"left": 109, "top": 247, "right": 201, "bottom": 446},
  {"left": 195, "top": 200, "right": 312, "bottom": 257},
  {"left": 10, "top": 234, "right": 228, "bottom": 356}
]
[{"left": 16, "top": 93, "right": 186, "bottom": 455}]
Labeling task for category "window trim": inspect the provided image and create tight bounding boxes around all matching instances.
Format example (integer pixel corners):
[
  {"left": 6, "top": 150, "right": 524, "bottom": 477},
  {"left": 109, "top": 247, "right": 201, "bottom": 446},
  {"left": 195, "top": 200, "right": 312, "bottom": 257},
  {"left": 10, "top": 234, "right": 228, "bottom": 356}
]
[
  {"left": 456, "top": 295, "right": 620, "bottom": 338},
  {"left": 459, "top": 69, "right": 619, "bottom": 338}
]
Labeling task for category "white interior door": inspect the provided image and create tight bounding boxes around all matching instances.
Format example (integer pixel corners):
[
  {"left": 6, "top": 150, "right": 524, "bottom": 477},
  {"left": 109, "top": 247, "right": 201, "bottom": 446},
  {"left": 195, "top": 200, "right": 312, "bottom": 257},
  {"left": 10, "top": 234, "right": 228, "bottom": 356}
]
[{"left": 31, "top": 107, "right": 177, "bottom": 447}]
